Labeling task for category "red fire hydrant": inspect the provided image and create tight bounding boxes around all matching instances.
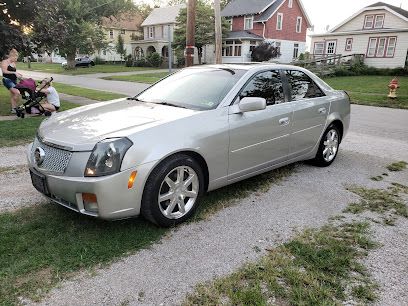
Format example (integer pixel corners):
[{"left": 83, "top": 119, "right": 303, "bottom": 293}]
[{"left": 388, "top": 77, "right": 399, "bottom": 99}]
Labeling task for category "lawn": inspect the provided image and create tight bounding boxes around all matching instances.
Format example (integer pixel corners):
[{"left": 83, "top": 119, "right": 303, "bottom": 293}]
[
  {"left": 102, "top": 72, "right": 170, "bottom": 84},
  {"left": 17, "top": 62, "right": 158, "bottom": 75},
  {"left": 0, "top": 101, "right": 79, "bottom": 147},
  {"left": 324, "top": 76, "right": 408, "bottom": 109}
]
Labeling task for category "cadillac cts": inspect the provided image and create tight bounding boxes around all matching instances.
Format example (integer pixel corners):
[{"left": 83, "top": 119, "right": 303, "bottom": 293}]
[{"left": 27, "top": 64, "right": 350, "bottom": 227}]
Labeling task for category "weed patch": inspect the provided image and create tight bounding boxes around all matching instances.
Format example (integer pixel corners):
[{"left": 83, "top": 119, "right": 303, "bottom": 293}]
[
  {"left": 183, "top": 222, "right": 377, "bottom": 306},
  {"left": 386, "top": 161, "right": 407, "bottom": 172}
]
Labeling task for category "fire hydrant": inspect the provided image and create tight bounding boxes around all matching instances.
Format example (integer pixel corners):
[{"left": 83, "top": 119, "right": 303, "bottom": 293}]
[{"left": 388, "top": 77, "right": 399, "bottom": 99}]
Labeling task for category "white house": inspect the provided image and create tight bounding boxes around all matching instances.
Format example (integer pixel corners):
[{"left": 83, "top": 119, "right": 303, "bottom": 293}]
[
  {"left": 131, "top": 5, "right": 214, "bottom": 65},
  {"left": 310, "top": 2, "right": 408, "bottom": 68}
]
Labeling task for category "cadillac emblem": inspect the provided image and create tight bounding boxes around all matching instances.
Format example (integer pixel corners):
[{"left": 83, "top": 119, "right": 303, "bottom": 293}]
[{"left": 34, "top": 147, "right": 45, "bottom": 166}]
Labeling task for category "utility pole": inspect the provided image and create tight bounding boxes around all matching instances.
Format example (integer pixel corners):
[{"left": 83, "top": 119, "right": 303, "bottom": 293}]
[
  {"left": 214, "top": 0, "right": 222, "bottom": 64},
  {"left": 185, "top": 0, "right": 196, "bottom": 67}
]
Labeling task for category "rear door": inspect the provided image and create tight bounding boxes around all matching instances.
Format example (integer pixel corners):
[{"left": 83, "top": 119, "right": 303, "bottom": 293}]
[
  {"left": 284, "top": 69, "right": 329, "bottom": 158},
  {"left": 228, "top": 70, "right": 293, "bottom": 181}
]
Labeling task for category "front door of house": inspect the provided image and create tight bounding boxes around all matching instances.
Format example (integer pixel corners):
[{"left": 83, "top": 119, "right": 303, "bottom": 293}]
[{"left": 325, "top": 40, "right": 337, "bottom": 55}]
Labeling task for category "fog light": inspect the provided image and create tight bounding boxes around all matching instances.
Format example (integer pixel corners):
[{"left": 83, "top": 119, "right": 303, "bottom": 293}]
[
  {"left": 128, "top": 171, "right": 137, "bottom": 189},
  {"left": 82, "top": 193, "right": 98, "bottom": 213}
]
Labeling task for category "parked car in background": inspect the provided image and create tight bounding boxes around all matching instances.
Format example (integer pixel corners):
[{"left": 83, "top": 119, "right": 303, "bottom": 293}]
[
  {"left": 27, "top": 64, "right": 350, "bottom": 227},
  {"left": 61, "top": 56, "right": 95, "bottom": 68}
]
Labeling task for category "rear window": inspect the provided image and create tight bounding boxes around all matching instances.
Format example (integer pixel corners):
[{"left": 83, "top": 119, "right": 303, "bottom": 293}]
[{"left": 285, "top": 70, "right": 325, "bottom": 101}]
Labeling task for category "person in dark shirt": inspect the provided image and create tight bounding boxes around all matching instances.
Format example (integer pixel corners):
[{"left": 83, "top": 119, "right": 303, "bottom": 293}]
[{"left": 1, "top": 49, "right": 22, "bottom": 114}]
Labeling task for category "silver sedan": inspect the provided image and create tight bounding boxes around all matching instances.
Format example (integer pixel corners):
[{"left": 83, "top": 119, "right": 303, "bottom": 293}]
[{"left": 27, "top": 64, "right": 350, "bottom": 227}]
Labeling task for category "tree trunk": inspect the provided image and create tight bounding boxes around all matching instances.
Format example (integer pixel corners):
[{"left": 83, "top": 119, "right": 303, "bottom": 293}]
[
  {"left": 67, "top": 53, "right": 76, "bottom": 70},
  {"left": 198, "top": 47, "right": 202, "bottom": 65},
  {"left": 27, "top": 57, "right": 31, "bottom": 69}
]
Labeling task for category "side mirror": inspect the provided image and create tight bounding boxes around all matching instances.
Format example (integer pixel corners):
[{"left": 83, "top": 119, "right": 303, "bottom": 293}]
[{"left": 238, "top": 97, "right": 267, "bottom": 113}]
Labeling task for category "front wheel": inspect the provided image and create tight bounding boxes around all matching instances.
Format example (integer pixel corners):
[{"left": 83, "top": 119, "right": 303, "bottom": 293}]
[
  {"left": 141, "top": 154, "right": 204, "bottom": 227},
  {"left": 312, "top": 125, "right": 340, "bottom": 167}
]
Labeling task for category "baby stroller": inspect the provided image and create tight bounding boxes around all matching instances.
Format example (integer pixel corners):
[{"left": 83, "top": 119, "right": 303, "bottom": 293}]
[{"left": 14, "top": 77, "right": 53, "bottom": 118}]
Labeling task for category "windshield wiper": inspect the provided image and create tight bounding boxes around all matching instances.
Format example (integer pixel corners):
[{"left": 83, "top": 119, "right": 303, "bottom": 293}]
[
  {"left": 127, "top": 97, "right": 146, "bottom": 102},
  {"left": 155, "top": 102, "right": 187, "bottom": 109}
]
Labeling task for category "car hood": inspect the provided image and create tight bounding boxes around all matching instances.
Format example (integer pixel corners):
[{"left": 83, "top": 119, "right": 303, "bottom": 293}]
[{"left": 37, "top": 98, "right": 199, "bottom": 151}]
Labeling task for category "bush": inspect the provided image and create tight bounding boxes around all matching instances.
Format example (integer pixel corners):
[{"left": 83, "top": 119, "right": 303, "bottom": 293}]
[
  {"left": 125, "top": 54, "right": 133, "bottom": 67},
  {"left": 146, "top": 52, "right": 162, "bottom": 68},
  {"left": 333, "top": 63, "right": 408, "bottom": 77}
]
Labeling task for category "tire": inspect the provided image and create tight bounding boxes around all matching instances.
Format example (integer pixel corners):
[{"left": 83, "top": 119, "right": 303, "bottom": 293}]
[
  {"left": 90, "top": 61, "right": 95, "bottom": 66},
  {"left": 312, "top": 124, "right": 340, "bottom": 167},
  {"left": 141, "top": 154, "right": 205, "bottom": 227}
]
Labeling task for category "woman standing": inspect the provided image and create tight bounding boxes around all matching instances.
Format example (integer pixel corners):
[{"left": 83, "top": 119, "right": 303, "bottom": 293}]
[{"left": 1, "top": 49, "right": 22, "bottom": 114}]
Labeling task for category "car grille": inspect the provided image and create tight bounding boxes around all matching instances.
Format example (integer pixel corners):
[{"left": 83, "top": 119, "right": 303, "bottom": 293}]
[{"left": 31, "top": 137, "right": 72, "bottom": 174}]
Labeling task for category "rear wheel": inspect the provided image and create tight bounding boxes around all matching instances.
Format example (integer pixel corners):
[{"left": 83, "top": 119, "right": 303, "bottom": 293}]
[
  {"left": 141, "top": 154, "right": 204, "bottom": 227},
  {"left": 312, "top": 125, "right": 340, "bottom": 167}
]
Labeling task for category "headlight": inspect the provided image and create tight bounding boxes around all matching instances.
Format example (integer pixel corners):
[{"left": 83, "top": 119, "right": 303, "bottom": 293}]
[{"left": 84, "top": 138, "right": 133, "bottom": 177}]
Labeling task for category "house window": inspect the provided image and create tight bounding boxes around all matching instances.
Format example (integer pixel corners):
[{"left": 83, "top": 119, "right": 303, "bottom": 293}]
[
  {"left": 314, "top": 42, "right": 324, "bottom": 55},
  {"left": 364, "top": 15, "right": 374, "bottom": 29},
  {"left": 244, "top": 15, "right": 253, "bottom": 30},
  {"left": 376, "top": 37, "right": 387, "bottom": 57},
  {"left": 374, "top": 15, "right": 384, "bottom": 28},
  {"left": 345, "top": 38, "right": 353, "bottom": 51},
  {"left": 226, "top": 18, "right": 233, "bottom": 31},
  {"left": 367, "top": 37, "right": 397, "bottom": 58},
  {"left": 277, "top": 13, "right": 283, "bottom": 30},
  {"left": 120, "top": 29, "right": 125, "bottom": 34},
  {"left": 148, "top": 27, "right": 155, "bottom": 39},
  {"left": 296, "top": 17, "right": 302, "bottom": 33},
  {"left": 109, "top": 29, "right": 114, "bottom": 39},
  {"left": 293, "top": 43, "right": 299, "bottom": 59},
  {"left": 222, "top": 40, "right": 242, "bottom": 57},
  {"left": 288, "top": 0, "right": 293, "bottom": 8},
  {"left": 386, "top": 37, "right": 396, "bottom": 57}
]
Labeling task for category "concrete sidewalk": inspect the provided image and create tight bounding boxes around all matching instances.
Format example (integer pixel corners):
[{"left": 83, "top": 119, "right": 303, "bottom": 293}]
[{"left": 19, "top": 70, "right": 150, "bottom": 96}]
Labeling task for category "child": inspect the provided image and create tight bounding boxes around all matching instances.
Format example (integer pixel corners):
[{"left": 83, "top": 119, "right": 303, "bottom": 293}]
[{"left": 38, "top": 78, "right": 60, "bottom": 113}]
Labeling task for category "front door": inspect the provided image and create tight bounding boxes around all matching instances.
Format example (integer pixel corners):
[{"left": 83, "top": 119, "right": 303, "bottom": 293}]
[
  {"left": 325, "top": 40, "right": 337, "bottom": 55},
  {"left": 228, "top": 70, "right": 293, "bottom": 181}
]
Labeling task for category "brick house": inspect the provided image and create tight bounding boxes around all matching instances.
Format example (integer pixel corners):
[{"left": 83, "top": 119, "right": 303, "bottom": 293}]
[
  {"left": 310, "top": 2, "right": 408, "bottom": 68},
  {"left": 221, "top": 0, "right": 311, "bottom": 63}
]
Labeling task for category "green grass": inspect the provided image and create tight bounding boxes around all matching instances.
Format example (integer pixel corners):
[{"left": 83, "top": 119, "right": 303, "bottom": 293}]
[
  {"left": 0, "top": 83, "right": 124, "bottom": 117},
  {"left": 344, "top": 183, "right": 408, "bottom": 224},
  {"left": 184, "top": 222, "right": 377, "bottom": 306},
  {"left": 102, "top": 72, "right": 170, "bottom": 84},
  {"left": 324, "top": 76, "right": 408, "bottom": 109},
  {"left": 0, "top": 164, "right": 295, "bottom": 305},
  {"left": 17, "top": 62, "right": 158, "bottom": 75},
  {"left": 0, "top": 101, "right": 79, "bottom": 147},
  {"left": 386, "top": 161, "right": 407, "bottom": 172},
  {"left": 53, "top": 83, "right": 126, "bottom": 101}
]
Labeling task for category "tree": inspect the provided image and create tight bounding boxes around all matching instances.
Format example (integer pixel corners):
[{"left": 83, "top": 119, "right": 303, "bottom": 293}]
[
  {"left": 173, "top": 0, "right": 229, "bottom": 64},
  {"left": 31, "top": 0, "right": 133, "bottom": 69},
  {"left": 251, "top": 42, "right": 280, "bottom": 62},
  {"left": 116, "top": 34, "right": 126, "bottom": 62}
]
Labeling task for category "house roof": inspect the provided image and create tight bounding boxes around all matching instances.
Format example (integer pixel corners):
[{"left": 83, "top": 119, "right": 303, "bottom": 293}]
[
  {"left": 221, "top": 0, "right": 274, "bottom": 17},
  {"left": 101, "top": 12, "right": 143, "bottom": 30},
  {"left": 222, "top": 0, "right": 312, "bottom": 28},
  {"left": 225, "top": 31, "right": 264, "bottom": 40},
  {"left": 367, "top": 2, "right": 408, "bottom": 19},
  {"left": 330, "top": 2, "right": 408, "bottom": 32},
  {"left": 255, "top": 0, "right": 285, "bottom": 22},
  {"left": 141, "top": 4, "right": 185, "bottom": 27}
]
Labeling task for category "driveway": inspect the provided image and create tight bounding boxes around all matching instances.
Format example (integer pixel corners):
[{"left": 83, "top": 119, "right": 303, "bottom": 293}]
[{"left": 0, "top": 104, "right": 405, "bottom": 305}]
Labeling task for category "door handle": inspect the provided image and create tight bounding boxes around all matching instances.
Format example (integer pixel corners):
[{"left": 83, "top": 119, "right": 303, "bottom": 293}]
[
  {"left": 279, "top": 117, "right": 290, "bottom": 126},
  {"left": 318, "top": 107, "right": 327, "bottom": 114}
]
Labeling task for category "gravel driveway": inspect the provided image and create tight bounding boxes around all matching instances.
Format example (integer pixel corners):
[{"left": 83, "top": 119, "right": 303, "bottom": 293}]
[{"left": 1, "top": 105, "right": 407, "bottom": 305}]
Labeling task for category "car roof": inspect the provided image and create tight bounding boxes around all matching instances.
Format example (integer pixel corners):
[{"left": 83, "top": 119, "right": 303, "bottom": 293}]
[{"left": 188, "top": 63, "right": 308, "bottom": 72}]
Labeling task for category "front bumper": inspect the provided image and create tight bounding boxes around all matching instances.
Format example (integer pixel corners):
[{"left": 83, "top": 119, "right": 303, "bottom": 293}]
[{"left": 27, "top": 143, "right": 155, "bottom": 220}]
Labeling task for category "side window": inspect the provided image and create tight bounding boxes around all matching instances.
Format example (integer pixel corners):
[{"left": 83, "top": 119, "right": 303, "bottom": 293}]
[
  {"left": 285, "top": 70, "right": 325, "bottom": 100},
  {"left": 240, "top": 70, "right": 284, "bottom": 105}
]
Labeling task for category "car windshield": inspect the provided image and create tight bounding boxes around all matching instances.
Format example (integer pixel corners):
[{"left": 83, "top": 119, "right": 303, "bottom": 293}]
[{"left": 136, "top": 67, "right": 246, "bottom": 110}]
